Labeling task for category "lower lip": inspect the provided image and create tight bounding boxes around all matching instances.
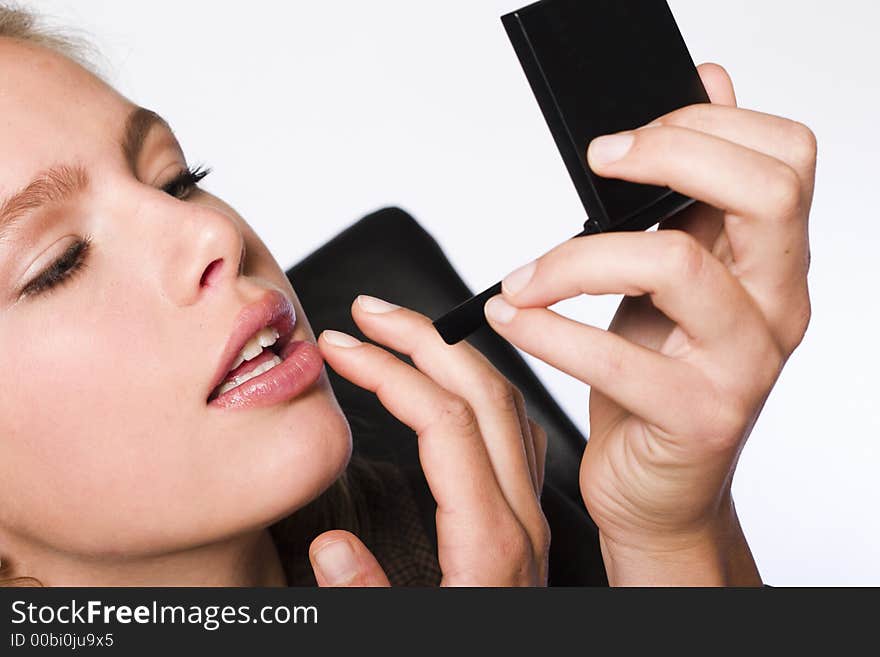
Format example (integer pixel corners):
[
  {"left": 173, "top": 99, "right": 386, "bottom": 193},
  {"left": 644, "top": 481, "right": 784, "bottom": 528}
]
[{"left": 207, "top": 339, "right": 324, "bottom": 410}]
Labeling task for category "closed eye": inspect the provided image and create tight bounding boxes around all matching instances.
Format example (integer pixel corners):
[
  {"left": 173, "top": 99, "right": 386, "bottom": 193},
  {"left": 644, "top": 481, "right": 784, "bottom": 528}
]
[
  {"left": 17, "top": 164, "right": 212, "bottom": 301},
  {"left": 162, "top": 164, "right": 211, "bottom": 200},
  {"left": 18, "top": 236, "right": 92, "bottom": 300}
]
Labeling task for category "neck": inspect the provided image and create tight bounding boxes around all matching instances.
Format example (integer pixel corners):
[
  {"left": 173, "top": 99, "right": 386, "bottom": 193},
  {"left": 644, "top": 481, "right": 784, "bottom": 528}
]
[{"left": 5, "top": 529, "right": 288, "bottom": 587}]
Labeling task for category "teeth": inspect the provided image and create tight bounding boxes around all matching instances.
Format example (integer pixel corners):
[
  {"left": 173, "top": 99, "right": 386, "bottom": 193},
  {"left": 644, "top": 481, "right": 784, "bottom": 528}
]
[
  {"left": 229, "top": 327, "right": 280, "bottom": 371},
  {"left": 214, "top": 354, "right": 283, "bottom": 397},
  {"left": 258, "top": 329, "right": 280, "bottom": 348}
]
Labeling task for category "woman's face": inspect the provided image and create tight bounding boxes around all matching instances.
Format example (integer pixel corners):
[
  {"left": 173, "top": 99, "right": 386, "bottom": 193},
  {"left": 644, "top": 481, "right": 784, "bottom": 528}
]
[{"left": 0, "top": 39, "right": 352, "bottom": 560}]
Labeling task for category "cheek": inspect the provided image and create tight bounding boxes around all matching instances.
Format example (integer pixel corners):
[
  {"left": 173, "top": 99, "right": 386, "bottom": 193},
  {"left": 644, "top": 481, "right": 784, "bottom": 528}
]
[{"left": 0, "top": 312, "right": 197, "bottom": 547}]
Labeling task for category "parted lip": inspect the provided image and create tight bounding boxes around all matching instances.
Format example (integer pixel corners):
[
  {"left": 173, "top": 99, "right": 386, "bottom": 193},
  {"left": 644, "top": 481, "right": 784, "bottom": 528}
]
[{"left": 206, "top": 289, "right": 297, "bottom": 402}]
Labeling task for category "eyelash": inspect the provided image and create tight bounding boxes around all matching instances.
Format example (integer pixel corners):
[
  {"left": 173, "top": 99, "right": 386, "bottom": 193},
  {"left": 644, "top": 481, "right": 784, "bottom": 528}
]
[
  {"left": 19, "top": 165, "right": 212, "bottom": 300},
  {"left": 161, "top": 164, "right": 211, "bottom": 200}
]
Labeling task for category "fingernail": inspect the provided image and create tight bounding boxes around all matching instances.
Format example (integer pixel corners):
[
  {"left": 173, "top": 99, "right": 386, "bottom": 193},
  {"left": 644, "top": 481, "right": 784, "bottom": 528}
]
[
  {"left": 589, "top": 133, "right": 634, "bottom": 166},
  {"left": 485, "top": 295, "right": 518, "bottom": 324},
  {"left": 322, "top": 330, "right": 362, "bottom": 348},
  {"left": 313, "top": 540, "right": 359, "bottom": 585},
  {"left": 502, "top": 260, "right": 536, "bottom": 296},
  {"left": 357, "top": 295, "right": 401, "bottom": 314}
]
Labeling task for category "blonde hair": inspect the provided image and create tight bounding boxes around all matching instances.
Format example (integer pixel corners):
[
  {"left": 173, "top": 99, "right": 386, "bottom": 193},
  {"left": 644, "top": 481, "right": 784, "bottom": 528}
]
[{"left": 0, "top": 3, "right": 98, "bottom": 72}]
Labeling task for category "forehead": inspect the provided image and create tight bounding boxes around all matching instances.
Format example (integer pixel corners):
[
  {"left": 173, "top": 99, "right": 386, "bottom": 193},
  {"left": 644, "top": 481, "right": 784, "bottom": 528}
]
[{"left": 0, "top": 38, "right": 133, "bottom": 195}]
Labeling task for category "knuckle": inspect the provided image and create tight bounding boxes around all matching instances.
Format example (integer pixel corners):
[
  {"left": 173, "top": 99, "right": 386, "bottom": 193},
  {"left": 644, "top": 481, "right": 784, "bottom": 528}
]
[
  {"left": 559, "top": 234, "right": 589, "bottom": 263},
  {"left": 645, "top": 124, "right": 676, "bottom": 150},
  {"left": 760, "top": 335, "right": 787, "bottom": 384},
  {"left": 494, "top": 525, "right": 532, "bottom": 567},
  {"left": 787, "top": 121, "right": 818, "bottom": 167},
  {"left": 431, "top": 395, "right": 479, "bottom": 434},
  {"left": 372, "top": 351, "right": 404, "bottom": 394},
  {"left": 701, "top": 390, "right": 750, "bottom": 452},
  {"left": 661, "top": 230, "right": 705, "bottom": 283},
  {"left": 701, "top": 336, "right": 786, "bottom": 452},
  {"left": 534, "top": 516, "right": 552, "bottom": 558},
  {"left": 796, "top": 296, "right": 813, "bottom": 341},
  {"left": 373, "top": 348, "right": 402, "bottom": 374},
  {"left": 765, "top": 162, "right": 803, "bottom": 219},
  {"left": 477, "top": 375, "right": 521, "bottom": 415},
  {"left": 781, "top": 294, "right": 812, "bottom": 353},
  {"left": 751, "top": 320, "right": 788, "bottom": 383}
]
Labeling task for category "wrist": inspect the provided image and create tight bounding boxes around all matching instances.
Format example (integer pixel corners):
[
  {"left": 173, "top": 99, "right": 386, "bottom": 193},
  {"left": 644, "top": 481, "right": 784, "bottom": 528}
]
[{"left": 599, "top": 495, "right": 763, "bottom": 587}]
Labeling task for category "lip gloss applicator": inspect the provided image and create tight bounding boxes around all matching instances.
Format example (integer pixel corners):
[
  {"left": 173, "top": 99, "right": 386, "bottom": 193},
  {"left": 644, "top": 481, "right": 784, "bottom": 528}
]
[{"left": 432, "top": 0, "right": 710, "bottom": 345}]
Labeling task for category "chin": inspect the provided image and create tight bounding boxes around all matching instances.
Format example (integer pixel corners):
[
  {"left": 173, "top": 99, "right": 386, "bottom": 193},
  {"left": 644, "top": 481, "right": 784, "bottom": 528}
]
[
  {"left": 132, "top": 371, "right": 355, "bottom": 556},
  {"left": 246, "top": 373, "right": 354, "bottom": 527}
]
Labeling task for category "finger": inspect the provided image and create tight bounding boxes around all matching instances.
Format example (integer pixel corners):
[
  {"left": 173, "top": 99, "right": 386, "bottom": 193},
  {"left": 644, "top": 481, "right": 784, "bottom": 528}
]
[
  {"left": 589, "top": 124, "right": 805, "bottom": 228},
  {"left": 527, "top": 418, "right": 547, "bottom": 494},
  {"left": 646, "top": 101, "right": 815, "bottom": 322},
  {"left": 484, "top": 300, "right": 709, "bottom": 434},
  {"left": 348, "top": 296, "right": 545, "bottom": 532},
  {"left": 587, "top": 125, "right": 811, "bottom": 318},
  {"left": 649, "top": 62, "right": 736, "bottom": 254},
  {"left": 317, "top": 328, "right": 510, "bottom": 521},
  {"left": 697, "top": 62, "right": 737, "bottom": 107},
  {"left": 515, "top": 391, "right": 539, "bottom": 494},
  {"left": 499, "top": 230, "right": 753, "bottom": 347},
  {"left": 651, "top": 103, "right": 817, "bottom": 197},
  {"left": 670, "top": 67, "right": 814, "bottom": 299},
  {"left": 309, "top": 530, "right": 391, "bottom": 587}
]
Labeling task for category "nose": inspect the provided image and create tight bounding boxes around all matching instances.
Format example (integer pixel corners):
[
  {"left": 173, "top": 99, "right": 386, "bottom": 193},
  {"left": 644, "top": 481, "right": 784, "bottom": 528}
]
[{"left": 159, "top": 201, "right": 246, "bottom": 307}]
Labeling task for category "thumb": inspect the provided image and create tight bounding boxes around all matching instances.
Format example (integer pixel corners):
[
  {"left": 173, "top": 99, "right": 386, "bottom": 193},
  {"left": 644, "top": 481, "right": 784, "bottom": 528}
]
[
  {"left": 309, "top": 530, "right": 391, "bottom": 587},
  {"left": 696, "top": 62, "right": 737, "bottom": 107}
]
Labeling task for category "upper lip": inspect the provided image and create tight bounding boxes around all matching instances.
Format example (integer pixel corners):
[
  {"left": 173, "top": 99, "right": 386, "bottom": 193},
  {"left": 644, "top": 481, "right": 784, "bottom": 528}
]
[{"left": 207, "top": 289, "right": 297, "bottom": 400}]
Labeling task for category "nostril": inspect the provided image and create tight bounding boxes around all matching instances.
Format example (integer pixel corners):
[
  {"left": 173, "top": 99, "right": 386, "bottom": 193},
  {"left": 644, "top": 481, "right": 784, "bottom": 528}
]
[{"left": 200, "top": 258, "right": 224, "bottom": 288}]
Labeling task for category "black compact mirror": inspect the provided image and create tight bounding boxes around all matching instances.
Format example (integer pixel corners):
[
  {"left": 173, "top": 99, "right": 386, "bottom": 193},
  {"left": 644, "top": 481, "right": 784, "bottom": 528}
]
[{"left": 432, "top": 0, "right": 710, "bottom": 345}]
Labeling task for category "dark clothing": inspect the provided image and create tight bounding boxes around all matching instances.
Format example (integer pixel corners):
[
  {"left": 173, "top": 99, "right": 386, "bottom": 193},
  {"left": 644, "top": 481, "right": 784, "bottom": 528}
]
[{"left": 272, "top": 460, "right": 442, "bottom": 587}]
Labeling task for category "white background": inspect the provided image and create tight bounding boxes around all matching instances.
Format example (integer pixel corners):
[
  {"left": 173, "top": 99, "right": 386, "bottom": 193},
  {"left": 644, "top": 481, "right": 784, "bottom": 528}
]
[{"left": 32, "top": 0, "right": 880, "bottom": 585}]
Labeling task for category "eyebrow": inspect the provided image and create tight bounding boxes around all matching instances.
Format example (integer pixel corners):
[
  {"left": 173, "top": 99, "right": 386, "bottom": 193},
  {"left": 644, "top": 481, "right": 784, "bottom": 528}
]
[
  {"left": 121, "top": 106, "right": 172, "bottom": 171},
  {"left": 0, "top": 106, "right": 171, "bottom": 246},
  {"left": 0, "top": 165, "right": 89, "bottom": 247}
]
